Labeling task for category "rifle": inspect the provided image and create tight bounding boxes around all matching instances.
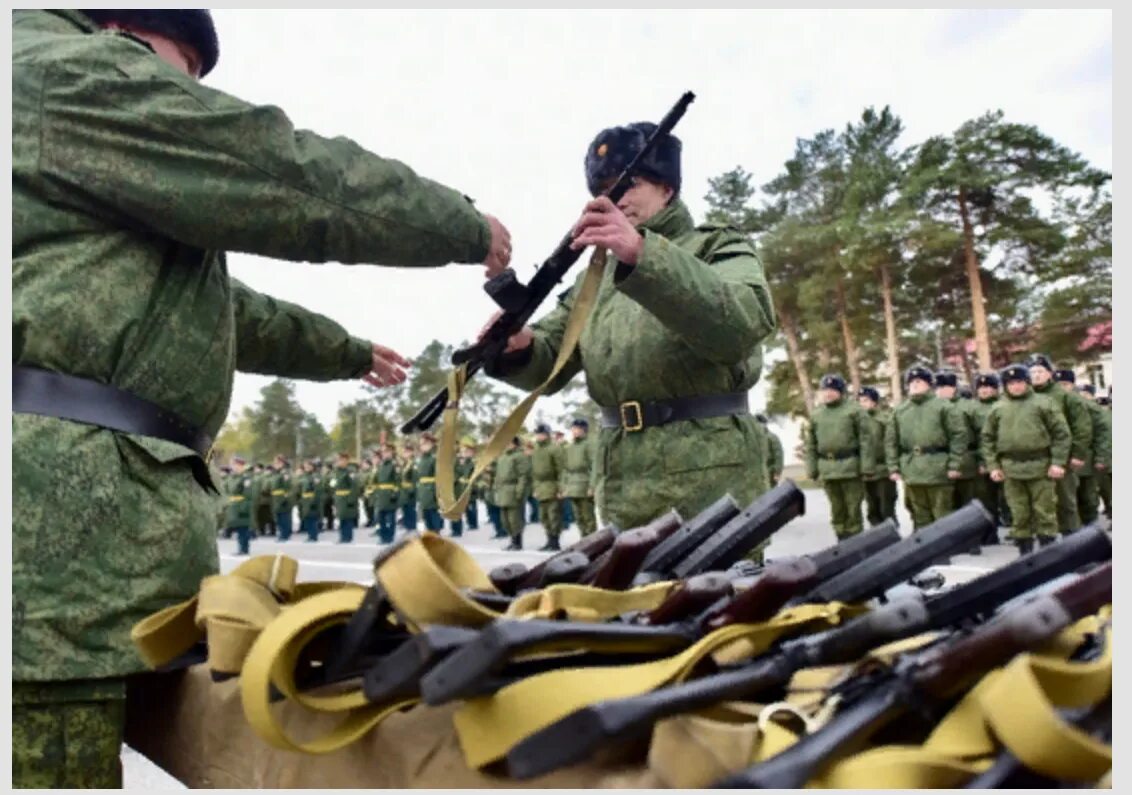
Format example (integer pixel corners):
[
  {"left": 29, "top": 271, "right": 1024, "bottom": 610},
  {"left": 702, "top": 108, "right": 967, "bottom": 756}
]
[
  {"left": 417, "top": 516, "right": 910, "bottom": 706},
  {"left": 489, "top": 524, "right": 619, "bottom": 595},
  {"left": 585, "top": 509, "right": 685, "bottom": 589},
  {"left": 631, "top": 494, "right": 742, "bottom": 585},
  {"left": 503, "top": 521, "right": 1110, "bottom": 778},
  {"left": 400, "top": 92, "right": 697, "bottom": 435},
  {"left": 714, "top": 561, "right": 1112, "bottom": 789}
]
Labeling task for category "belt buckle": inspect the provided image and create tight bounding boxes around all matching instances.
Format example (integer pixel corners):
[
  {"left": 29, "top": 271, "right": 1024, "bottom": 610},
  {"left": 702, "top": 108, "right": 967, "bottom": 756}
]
[
  {"left": 913, "top": 446, "right": 923, "bottom": 455},
  {"left": 620, "top": 401, "right": 644, "bottom": 432}
]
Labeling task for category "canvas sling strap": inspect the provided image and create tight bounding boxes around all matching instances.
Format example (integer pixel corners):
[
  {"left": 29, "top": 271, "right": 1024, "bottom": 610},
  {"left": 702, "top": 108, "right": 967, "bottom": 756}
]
[{"left": 435, "top": 249, "right": 607, "bottom": 521}]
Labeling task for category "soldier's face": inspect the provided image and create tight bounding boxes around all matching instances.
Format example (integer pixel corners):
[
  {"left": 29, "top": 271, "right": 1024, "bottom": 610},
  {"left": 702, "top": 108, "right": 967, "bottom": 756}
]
[
  {"left": 935, "top": 386, "right": 956, "bottom": 400},
  {"left": 571, "top": 426, "right": 586, "bottom": 439},
  {"left": 908, "top": 379, "right": 931, "bottom": 396},
  {"left": 858, "top": 397, "right": 876, "bottom": 411},
  {"left": 977, "top": 386, "right": 998, "bottom": 400},
  {"left": 1029, "top": 367, "right": 1051, "bottom": 386},
  {"left": 535, "top": 433, "right": 549, "bottom": 443},
  {"left": 1006, "top": 380, "right": 1029, "bottom": 396},
  {"left": 1057, "top": 381, "right": 1075, "bottom": 392},
  {"left": 615, "top": 177, "right": 674, "bottom": 225},
  {"left": 821, "top": 389, "right": 842, "bottom": 404},
  {"left": 106, "top": 25, "right": 204, "bottom": 78}
]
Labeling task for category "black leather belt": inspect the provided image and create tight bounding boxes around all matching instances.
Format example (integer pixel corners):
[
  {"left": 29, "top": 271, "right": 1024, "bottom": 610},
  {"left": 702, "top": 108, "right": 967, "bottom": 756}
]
[
  {"left": 1001, "top": 450, "right": 1049, "bottom": 462},
  {"left": 819, "top": 450, "right": 859, "bottom": 461},
  {"left": 902, "top": 445, "right": 949, "bottom": 456},
  {"left": 600, "top": 393, "right": 749, "bottom": 432},
  {"left": 13, "top": 366, "right": 216, "bottom": 490}
]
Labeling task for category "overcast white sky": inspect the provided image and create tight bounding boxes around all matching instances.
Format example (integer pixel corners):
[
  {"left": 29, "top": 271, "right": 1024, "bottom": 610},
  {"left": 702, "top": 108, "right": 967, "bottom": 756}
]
[{"left": 207, "top": 9, "right": 1111, "bottom": 434}]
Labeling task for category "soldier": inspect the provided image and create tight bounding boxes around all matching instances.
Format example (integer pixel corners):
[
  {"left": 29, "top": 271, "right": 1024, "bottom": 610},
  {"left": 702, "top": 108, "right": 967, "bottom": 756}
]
[
  {"left": 935, "top": 371, "right": 980, "bottom": 517},
  {"left": 318, "top": 458, "right": 334, "bottom": 533},
  {"left": 224, "top": 456, "right": 254, "bottom": 556},
  {"left": 297, "top": 460, "right": 321, "bottom": 542},
  {"left": 495, "top": 437, "right": 532, "bottom": 550},
  {"left": 1094, "top": 395, "right": 1112, "bottom": 517},
  {"left": 981, "top": 364, "right": 1072, "bottom": 554},
  {"left": 856, "top": 388, "right": 897, "bottom": 526},
  {"left": 561, "top": 418, "right": 599, "bottom": 537},
  {"left": 451, "top": 436, "right": 478, "bottom": 537},
  {"left": 522, "top": 438, "right": 540, "bottom": 525},
  {"left": 757, "top": 414, "right": 784, "bottom": 489},
  {"left": 330, "top": 452, "right": 359, "bottom": 544},
  {"left": 886, "top": 365, "right": 968, "bottom": 531},
  {"left": 530, "top": 423, "right": 565, "bottom": 551},
  {"left": 482, "top": 460, "right": 506, "bottom": 539},
  {"left": 373, "top": 444, "right": 401, "bottom": 545},
  {"left": 271, "top": 454, "right": 295, "bottom": 541},
  {"left": 399, "top": 444, "right": 419, "bottom": 533},
  {"left": 971, "top": 372, "right": 1005, "bottom": 536},
  {"left": 1027, "top": 355, "right": 1092, "bottom": 536},
  {"left": 553, "top": 430, "right": 575, "bottom": 530},
  {"left": 252, "top": 463, "right": 273, "bottom": 537},
  {"left": 416, "top": 433, "right": 444, "bottom": 533},
  {"left": 804, "top": 374, "right": 874, "bottom": 539},
  {"left": 482, "top": 119, "right": 776, "bottom": 529},
  {"left": 1071, "top": 382, "right": 1111, "bottom": 526}
]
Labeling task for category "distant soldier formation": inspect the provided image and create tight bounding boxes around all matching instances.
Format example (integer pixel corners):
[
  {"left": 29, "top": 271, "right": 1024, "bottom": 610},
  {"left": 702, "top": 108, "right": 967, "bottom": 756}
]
[
  {"left": 804, "top": 354, "right": 1111, "bottom": 554},
  {"left": 217, "top": 418, "right": 600, "bottom": 555}
]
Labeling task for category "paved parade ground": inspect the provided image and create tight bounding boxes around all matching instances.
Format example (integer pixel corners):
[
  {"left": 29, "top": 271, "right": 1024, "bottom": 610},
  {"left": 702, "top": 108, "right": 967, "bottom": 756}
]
[{"left": 124, "top": 489, "right": 1017, "bottom": 788}]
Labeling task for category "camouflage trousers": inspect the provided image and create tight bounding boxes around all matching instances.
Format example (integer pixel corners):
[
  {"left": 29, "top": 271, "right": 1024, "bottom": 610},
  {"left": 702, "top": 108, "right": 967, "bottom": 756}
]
[
  {"left": 1055, "top": 470, "right": 1081, "bottom": 534},
  {"left": 571, "top": 497, "right": 597, "bottom": 536},
  {"left": 973, "top": 475, "right": 1004, "bottom": 544},
  {"left": 536, "top": 498, "right": 559, "bottom": 541},
  {"left": 501, "top": 505, "right": 525, "bottom": 537},
  {"left": 13, "top": 678, "right": 126, "bottom": 789},
  {"left": 863, "top": 478, "right": 897, "bottom": 526},
  {"left": 1076, "top": 474, "right": 1100, "bottom": 526},
  {"left": 905, "top": 484, "right": 955, "bottom": 530},
  {"left": 823, "top": 478, "right": 864, "bottom": 538},
  {"left": 1004, "top": 477, "right": 1057, "bottom": 540},
  {"left": 952, "top": 477, "right": 977, "bottom": 510}
]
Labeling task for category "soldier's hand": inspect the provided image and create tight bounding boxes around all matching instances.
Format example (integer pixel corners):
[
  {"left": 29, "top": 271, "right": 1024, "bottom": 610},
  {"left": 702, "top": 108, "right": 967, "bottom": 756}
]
[
  {"left": 363, "top": 343, "right": 412, "bottom": 389},
  {"left": 1069, "top": 458, "right": 1085, "bottom": 471},
  {"left": 978, "top": 465, "right": 987, "bottom": 475},
  {"left": 482, "top": 213, "right": 513, "bottom": 278},
  {"left": 1048, "top": 465, "right": 1066, "bottom": 480},
  {"left": 1095, "top": 463, "right": 1107, "bottom": 472},
  {"left": 477, "top": 310, "right": 533, "bottom": 353},
  {"left": 990, "top": 469, "right": 1005, "bottom": 483},
  {"left": 947, "top": 470, "right": 961, "bottom": 480},
  {"left": 570, "top": 196, "right": 644, "bottom": 264},
  {"left": 889, "top": 472, "right": 901, "bottom": 482}
]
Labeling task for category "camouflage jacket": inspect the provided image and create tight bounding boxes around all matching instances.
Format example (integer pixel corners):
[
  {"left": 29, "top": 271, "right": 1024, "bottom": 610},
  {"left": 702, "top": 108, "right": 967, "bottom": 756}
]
[
  {"left": 560, "top": 436, "right": 597, "bottom": 498},
  {"left": 805, "top": 398, "right": 875, "bottom": 481},
  {"left": 948, "top": 397, "right": 981, "bottom": 479},
  {"left": 455, "top": 456, "right": 476, "bottom": 502},
  {"left": 530, "top": 441, "right": 564, "bottom": 501},
  {"left": 487, "top": 201, "right": 776, "bottom": 528},
  {"left": 1082, "top": 399, "right": 1112, "bottom": 473},
  {"left": 1032, "top": 382, "right": 1093, "bottom": 464},
  {"left": 493, "top": 448, "right": 532, "bottom": 508},
  {"left": 765, "top": 429, "right": 785, "bottom": 479},
  {"left": 13, "top": 10, "right": 490, "bottom": 682},
  {"left": 885, "top": 394, "right": 968, "bottom": 485},
  {"left": 981, "top": 387, "right": 1071, "bottom": 480},
  {"left": 373, "top": 459, "right": 401, "bottom": 511},
  {"left": 971, "top": 397, "right": 999, "bottom": 469}
]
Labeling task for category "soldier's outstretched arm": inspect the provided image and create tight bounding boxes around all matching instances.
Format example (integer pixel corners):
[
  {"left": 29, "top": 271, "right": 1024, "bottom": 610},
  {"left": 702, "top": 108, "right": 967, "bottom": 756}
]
[
  {"left": 230, "top": 279, "right": 377, "bottom": 380},
  {"left": 32, "top": 37, "right": 491, "bottom": 268},
  {"left": 612, "top": 233, "right": 775, "bottom": 366}
]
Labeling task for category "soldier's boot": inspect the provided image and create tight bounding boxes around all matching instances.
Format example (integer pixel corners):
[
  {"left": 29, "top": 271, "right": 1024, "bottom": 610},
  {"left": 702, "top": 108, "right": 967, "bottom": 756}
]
[
  {"left": 539, "top": 537, "right": 561, "bottom": 553},
  {"left": 450, "top": 520, "right": 463, "bottom": 539},
  {"left": 505, "top": 532, "right": 523, "bottom": 551},
  {"left": 1015, "top": 537, "right": 1034, "bottom": 556},
  {"left": 1038, "top": 535, "right": 1059, "bottom": 549}
]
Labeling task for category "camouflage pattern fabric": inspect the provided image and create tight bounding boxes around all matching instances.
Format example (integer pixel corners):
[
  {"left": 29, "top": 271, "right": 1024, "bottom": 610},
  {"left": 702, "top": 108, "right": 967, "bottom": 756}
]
[
  {"left": 1032, "top": 381, "right": 1092, "bottom": 534},
  {"left": 530, "top": 440, "right": 564, "bottom": 501},
  {"left": 13, "top": 10, "right": 490, "bottom": 684},
  {"left": 823, "top": 477, "right": 865, "bottom": 538},
  {"left": 571, "top": 497, "right": 598, "bottom": 536},
  {"left": 905, "top": 484, "right": 956, "bottom": 529},
  {"left": 492, "top": 448, "right": 531, "bottom": 509},
  {"left": 804, "top": 397, "right": 875, "bottom": 481},
  {"left": 12, "top": 679, "right": 127, "bottom": 789},
  {"left": 884, "top": 394, "right": 968, "bottom": 486},
  {"left": 765, "top": 428, "right": 784, "bottom": 485},
  {"left": 980, "top": 387, "right": 1071, "bottom": 480},
  {"left": 1003, "top": 478, "right": 1058, "bottom": 540},
  {"left": 863, "top": 477, "right": 898, "bottom": 526},
  {"left": 488, "top": 200, "right": 776, "bottom": 529}
]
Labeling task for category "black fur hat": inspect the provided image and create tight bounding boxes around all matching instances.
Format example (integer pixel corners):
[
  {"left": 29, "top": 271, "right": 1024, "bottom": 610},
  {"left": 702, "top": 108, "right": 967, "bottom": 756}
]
[
  {"left": 904, "top": 364, "right": 934, "bottom": 386},
  {"left": 974, "top": 372, "right": 1000, "bottom": 389},
  {"left": 819, "top": 373, "right": 846, "bottom": 393},
  {"left": 1053, "top": 369, "right": 1076, "bottom": 384},
  {"left": 1000, "top": 364, "right": 1031, "bottom": 385},
  {"left": 83, "top": 10, "right": 219, "bottom": 77},
  {"left": 1026, "top": 353, "right": 1056, "bottom": 373},
  {"left": 857, "top": 386, "right": 880, "bottom": 403},
  {"left": 934, "top": 371, "right": 959, "bottom": 388},
  {"left": 1078, "top": 384, "right": 1097, "bottom": 396},
  {"left": 958, "top": 386, "right": 973, "bottom": 400},
  {"left": 1097, "top": 396, "right": 1110, "bottom": 407},
  {"left": 585, "top": 122, "right": 682, "bottom": 198}
]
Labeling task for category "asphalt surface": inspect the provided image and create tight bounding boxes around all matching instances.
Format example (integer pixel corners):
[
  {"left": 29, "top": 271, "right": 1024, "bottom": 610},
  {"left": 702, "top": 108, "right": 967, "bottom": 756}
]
[{"left": 124, "top": 489, "right": 1017, "bottom": 788}]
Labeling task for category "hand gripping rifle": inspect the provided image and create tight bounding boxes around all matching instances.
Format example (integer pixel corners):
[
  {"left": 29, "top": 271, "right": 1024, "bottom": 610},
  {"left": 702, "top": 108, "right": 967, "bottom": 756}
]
[
  {"left": 503, "top": 521, "right": 1110, "bottom": 778},
  {"left": 399, "top": 91, "right": 697, "bottom": 434}
]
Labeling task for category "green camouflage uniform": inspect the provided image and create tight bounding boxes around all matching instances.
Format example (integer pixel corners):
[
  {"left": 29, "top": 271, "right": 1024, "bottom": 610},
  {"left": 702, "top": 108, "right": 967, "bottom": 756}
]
[
  {"left": 1032, "top": 381, "right": 1092, "bottom": 534},
  {"left": 487, "top": 201, "right": 775, "bottom": 529},
  {"left": 949, "top": 396, "right": 981, "bottom": 510},
  {"left": 885, "top": 394, "right": 968, "bottom": 529},
  {"left": 981, "top": 386, "right": 1071, "bottom": 541},
  {"left": 561, "top": 434, "right": 599, "bottom": 535},
  {"left": 494, "top": 447, "right": 532, "bottom": 538},
  {"left": 1077, "top": 398, "right": 1111, "bottom": 525},
  {"left": 13, "top": 9, "right": 491, "bottom": 787},
  {"left": 1096, "top": 403, "right": 1112, "bottom": 517},
  {"left": 861, "top": 407, "right": 897, "bottom": 525},
  {"left": 971, "top": 395, "right": 1004, "bottom": 525},
  {"left": 805, "top": 397, "right": 875, "bottom": 538},
  {"left": 531, "top": 439, "right": 565, "bottom": 540}
]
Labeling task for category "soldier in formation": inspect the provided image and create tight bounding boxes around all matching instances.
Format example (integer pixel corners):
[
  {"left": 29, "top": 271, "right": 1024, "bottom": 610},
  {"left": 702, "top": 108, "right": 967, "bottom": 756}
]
[
  {"left": 805, "top": 374, "right": 874, "bottom": 539},
  {"left": 1093, "top": 393, "right": 1112, "bottom": 517},
  {"left": 416, "top": 432, "right": 443, "bottom": 532},
  {"left": 452, "top": 436, "right": 479, "bottom": 537},
  {"left": 935, "top": 371, "right": 980, "bottom": 514},
  {"left": 970, "top": 372, "right": 1005, "bottom": 539},
  {"left": 224, "top": 456, "right": 254, "bottom": 556},
  {"left": 1068, "top": 380, "right": 1111, "bottom": 526},
  {"left": 757, "top": 414, "right": 784, "bottom": 488},
  {"left": 856, "top": 387, "right": 897, "bottom": 526},
  {"left": 981, "top": 364, "right": 1071, "bottom": 554},
  {"left": 496, "top": 436, "right": 532, "bottom": 550},
  {"left": 482, "top": 460, "right": 506, "bottom": 539},
  {"left": 331, "top": 452, "right": 360, "bottom": 544},
  {"left": 399, "top": 444, "right": 419, "bottom": 533},
  {"left": 886, "top": 365, "right": 968, "bottom": 531},
  {"left": 271, "top": 454, "right": 295, "bottom": 541},
  {"left": 561, "top": 418, "right": 599, "bottom": 537},
  {"left": 373, "top": 444, "right": 401, "bottom": 545},
  {"left": 298, "top": 460, "right": 322, "bottom": 542},
  {"left": 531, "top": 423, "right": 565, "bottom": 551}
]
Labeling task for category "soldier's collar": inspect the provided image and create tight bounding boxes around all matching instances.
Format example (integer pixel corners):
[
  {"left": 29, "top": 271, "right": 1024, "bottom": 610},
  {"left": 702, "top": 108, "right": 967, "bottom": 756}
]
[{"left": 638, "top": 199, "right": 694, "bottom": 238}]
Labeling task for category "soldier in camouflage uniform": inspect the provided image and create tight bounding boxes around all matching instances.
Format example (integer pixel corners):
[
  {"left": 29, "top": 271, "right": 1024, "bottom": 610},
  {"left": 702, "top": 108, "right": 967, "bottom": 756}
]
[
  {"left": 981, "top": 364, "right": 1072, "bottom": 554},
  {"left": 298, "top": 460, "right": 322, "bottom": 542},
  {"left": 482, "top": 460, "right": 507, "bottom": 538},
  {"left": 857, "top": 387, "right": 897, "bottom": 526},
  {"left": 935, "top": 372, "right": 980, "bottom": 512},
  {"left": 12, "top": 9, "right": 516, "bottom": 785},
  {"left": 805, "top": 374, "right": 874, "bottom": 539},
  {"left": 399, "top": 444, "right": 419, "bottom": 532},
  {"left": 1094, "top": 395, "right": 1112, "bottom": 517},
  {"left": 373, "top": 444, "right": 401, "bottom": 545},
  {"left": 886, "top": 365, "right": 968, "bottom": 531},
  {"left": 971, "top": 372, "right": 1005, "bottom": 538},
  {"left": 530, "top": 423, "right": 565, "bottom": 551},
  {"left": 1070, "top": 381, "right": 1111, "bottom": 526},
  {"left": 561, "top": 418, "right": 599, "bottom": 536},
  {"left": 485, "top": 121, "right": 776, "bottom": 529},
  {"left": 451, "top": 436, "right": 478, "bottom": 537},
  {"left": 495, "top": 437, "right": 532, "bottom": 550},
  {"left": 522, "top": 439, "right": 540, "bottom": 524},
  {"left": 757, "top": 414, "right": 784, "bottom": 488},
  {"left": 553, "top": 430, "right": 575, "bottom": 530},
  {"left": 270, "top": 454, "right": 295, "bottom": 541},
  {"left": 416, "top": 433, "right": 444, "bottom": 532},
  {"left": 1027, "top": 354, "right": 1092, "bottom": 536}
]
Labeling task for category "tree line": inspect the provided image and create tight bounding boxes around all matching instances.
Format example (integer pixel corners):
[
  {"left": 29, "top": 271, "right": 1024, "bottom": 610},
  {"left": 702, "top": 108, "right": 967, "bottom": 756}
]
[{"left": 703, "top": 106, "right": 1111, "bottom": 416}]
